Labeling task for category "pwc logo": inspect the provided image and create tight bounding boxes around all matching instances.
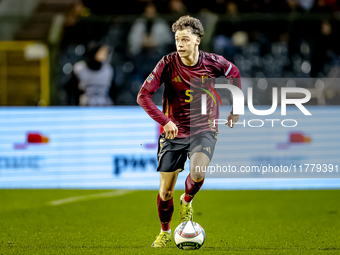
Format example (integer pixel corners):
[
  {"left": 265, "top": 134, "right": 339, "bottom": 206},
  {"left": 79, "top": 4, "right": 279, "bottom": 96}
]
[{"left": 14, "top": 132, "right": 49, "bottom": 150}]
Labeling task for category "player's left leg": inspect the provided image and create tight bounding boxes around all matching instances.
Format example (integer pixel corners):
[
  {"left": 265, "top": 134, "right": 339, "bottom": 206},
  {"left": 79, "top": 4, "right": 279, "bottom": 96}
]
[
  {"left": 186, "top": 151, "right": 209, "bottom": 200},
  {"left": 180, "top": 131, "right": 217, "bottom": 223},
  {"left": 179, "top": 152, "right": 209, "bottom": 223}
]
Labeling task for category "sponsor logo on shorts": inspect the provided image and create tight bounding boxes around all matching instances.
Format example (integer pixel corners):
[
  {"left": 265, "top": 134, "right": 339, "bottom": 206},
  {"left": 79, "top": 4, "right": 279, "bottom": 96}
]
[{"left": 203, "top": 147, "right": 211, "bottom": 154}]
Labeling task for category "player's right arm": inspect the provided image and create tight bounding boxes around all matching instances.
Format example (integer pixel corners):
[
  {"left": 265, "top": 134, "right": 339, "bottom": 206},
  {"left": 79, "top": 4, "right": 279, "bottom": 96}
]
[{"left": 137, "top": 57, "right": 178, "bottom": 139}]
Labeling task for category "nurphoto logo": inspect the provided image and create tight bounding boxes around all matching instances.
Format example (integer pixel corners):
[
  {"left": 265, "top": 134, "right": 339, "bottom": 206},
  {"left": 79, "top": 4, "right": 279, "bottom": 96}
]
[{"left": 200, "top": 84, "right": 312, "bottom": 128}]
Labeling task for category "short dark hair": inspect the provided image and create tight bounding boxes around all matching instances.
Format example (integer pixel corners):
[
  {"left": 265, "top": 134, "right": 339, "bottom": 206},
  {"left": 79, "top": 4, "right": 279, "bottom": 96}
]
[{"left": 172, "top": 15, "right": 204, "bottom": 38}]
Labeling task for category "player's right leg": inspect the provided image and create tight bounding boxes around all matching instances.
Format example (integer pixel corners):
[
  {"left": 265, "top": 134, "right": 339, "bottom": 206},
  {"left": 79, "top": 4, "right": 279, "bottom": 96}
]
[
  {"left": 152, "top": 134, "right": 187, "bottom": 247},
  {"left": 152, "top": 169, "right": 181, "bottom": 247}
]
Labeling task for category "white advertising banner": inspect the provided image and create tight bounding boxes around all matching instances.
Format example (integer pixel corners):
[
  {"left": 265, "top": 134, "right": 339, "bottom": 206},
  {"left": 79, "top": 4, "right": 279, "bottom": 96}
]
[{"left": 0, "top": 107, "right": 339, "bottom": 189}]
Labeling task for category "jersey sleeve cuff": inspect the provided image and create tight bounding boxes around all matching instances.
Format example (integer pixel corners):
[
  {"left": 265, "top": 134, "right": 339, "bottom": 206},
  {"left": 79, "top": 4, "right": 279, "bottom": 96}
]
[
  {"left": 230, "top": 111, "right": 239, "bottom": 116},
  {"left": 161, "top": 118, "right": 171, "bottom": 127}
]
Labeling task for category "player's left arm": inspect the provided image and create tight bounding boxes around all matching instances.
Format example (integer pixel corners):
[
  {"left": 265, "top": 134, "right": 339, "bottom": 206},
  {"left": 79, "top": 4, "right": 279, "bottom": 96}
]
[
  {"left": 218, "top": 56, "right": 242, "bottom": 128},
  {"left": 226, "top": 111, "right": 239, "bottom": 128}
]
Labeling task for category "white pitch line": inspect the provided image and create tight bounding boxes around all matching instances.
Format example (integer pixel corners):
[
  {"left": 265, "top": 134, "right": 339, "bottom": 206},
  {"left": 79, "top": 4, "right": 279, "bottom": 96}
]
[{"left": 49, "top": 190, "right": 132, "bottom": 206}]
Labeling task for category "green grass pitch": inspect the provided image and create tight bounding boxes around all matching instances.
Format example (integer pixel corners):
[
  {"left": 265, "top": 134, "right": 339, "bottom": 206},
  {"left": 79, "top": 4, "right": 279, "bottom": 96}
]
[{"left": 0, "top": 189, "right": 339, "bottom": 254}]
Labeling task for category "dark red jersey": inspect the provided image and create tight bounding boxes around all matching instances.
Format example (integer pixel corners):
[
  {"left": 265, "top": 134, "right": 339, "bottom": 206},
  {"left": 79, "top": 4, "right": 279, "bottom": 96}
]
[{"left": 137, "top": 50, "right": 241, "bottom": 138}]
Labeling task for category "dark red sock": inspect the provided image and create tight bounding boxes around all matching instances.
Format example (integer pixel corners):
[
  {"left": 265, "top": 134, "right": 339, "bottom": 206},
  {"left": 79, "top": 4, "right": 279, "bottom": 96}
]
[
  {"left": 184, "top": 174, "right": 204, "bottom": 203},
  {"left": 157, "top": 193, "right": 174, "bottom": 231}
]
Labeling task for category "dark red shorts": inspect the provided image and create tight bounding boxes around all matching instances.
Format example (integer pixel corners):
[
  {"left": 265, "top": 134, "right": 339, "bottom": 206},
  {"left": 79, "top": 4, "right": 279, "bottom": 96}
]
[{"left": 157, "top": 131, "right": 217, "bottom": 172}]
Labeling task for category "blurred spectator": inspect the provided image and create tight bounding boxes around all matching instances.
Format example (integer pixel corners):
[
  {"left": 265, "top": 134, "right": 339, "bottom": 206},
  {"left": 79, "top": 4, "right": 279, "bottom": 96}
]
[
  {"left": 311, "top": 20, "right": 338, "bottom": 77},
  {"left": 197, "top": 8, "right": 219, "bottom": 52},
  {"left": 167, "top": 0, "right": 188, "bottom": 52},
  {"left": 56, "top": 0, "right": 340, "bottom": 106},
  {"left": 299, "top": 0, "right": 314, "bottom": 11},
  {"left": 226, "top": 1, "right": 239, "bottom": 15},
  {"left": 232, "top": 31, "right": 249, "bottom": 47},
  {"left": 64, "top": 0, "right": 90, "bottom": 27},
  {"left": 127, "top": 2, "right": 173, "bottom": 58},
  {"left": 65, "top": 41, "right": 115, "bottom": 106},
  {"left": 127, "top": 2, "right": 173, "bottom": 90},
  {"left": 311, "top": 0, "right": 339, "bottom": 12},
  {"left": 285, "top": 0, "right": 304, "bottom": 12},
  {"left": 168, "top": 0, "right": 187, "bottom": 18},
  {"left": 213, "top": 1, "right": 242, "bottom": 60},
  {"left": 61, "top": 0, "right": 94, "bottom": 46}
]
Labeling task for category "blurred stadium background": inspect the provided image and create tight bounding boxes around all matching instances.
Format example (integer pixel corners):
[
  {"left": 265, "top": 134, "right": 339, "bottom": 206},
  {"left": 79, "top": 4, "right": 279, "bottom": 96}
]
[
  {"left": 1, "top": 0, "right": 340, "bottom": 106},
  {"left": 1, "top": 1, "right": 340, "bottom": 254}
]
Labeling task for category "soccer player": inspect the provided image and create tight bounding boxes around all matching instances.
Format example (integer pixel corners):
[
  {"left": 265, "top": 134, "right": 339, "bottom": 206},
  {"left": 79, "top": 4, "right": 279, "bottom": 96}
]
[{"left": 137, "top": 15, "right": 241, "bottom": 247}]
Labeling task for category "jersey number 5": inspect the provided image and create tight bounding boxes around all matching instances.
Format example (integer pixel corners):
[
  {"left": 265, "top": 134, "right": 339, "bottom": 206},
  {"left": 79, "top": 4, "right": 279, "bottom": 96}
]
[{"left": 185, "top": 90, "right": 193, "bottom": 103}]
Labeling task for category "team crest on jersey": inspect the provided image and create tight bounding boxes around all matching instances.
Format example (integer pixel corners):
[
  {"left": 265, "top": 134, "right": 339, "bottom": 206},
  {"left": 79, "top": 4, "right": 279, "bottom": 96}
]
[
  {"left": 201, "top": 75, "right": 209, "bottom": 85},
  {"left": 146, "top": 73, "right": 154, "bottom": 83}
]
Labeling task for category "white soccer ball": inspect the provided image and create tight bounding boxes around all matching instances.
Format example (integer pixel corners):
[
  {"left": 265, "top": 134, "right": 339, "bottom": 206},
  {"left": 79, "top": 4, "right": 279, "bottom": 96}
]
[{"left": 174, "top": 221, "right": 205, "bottom": 250}]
